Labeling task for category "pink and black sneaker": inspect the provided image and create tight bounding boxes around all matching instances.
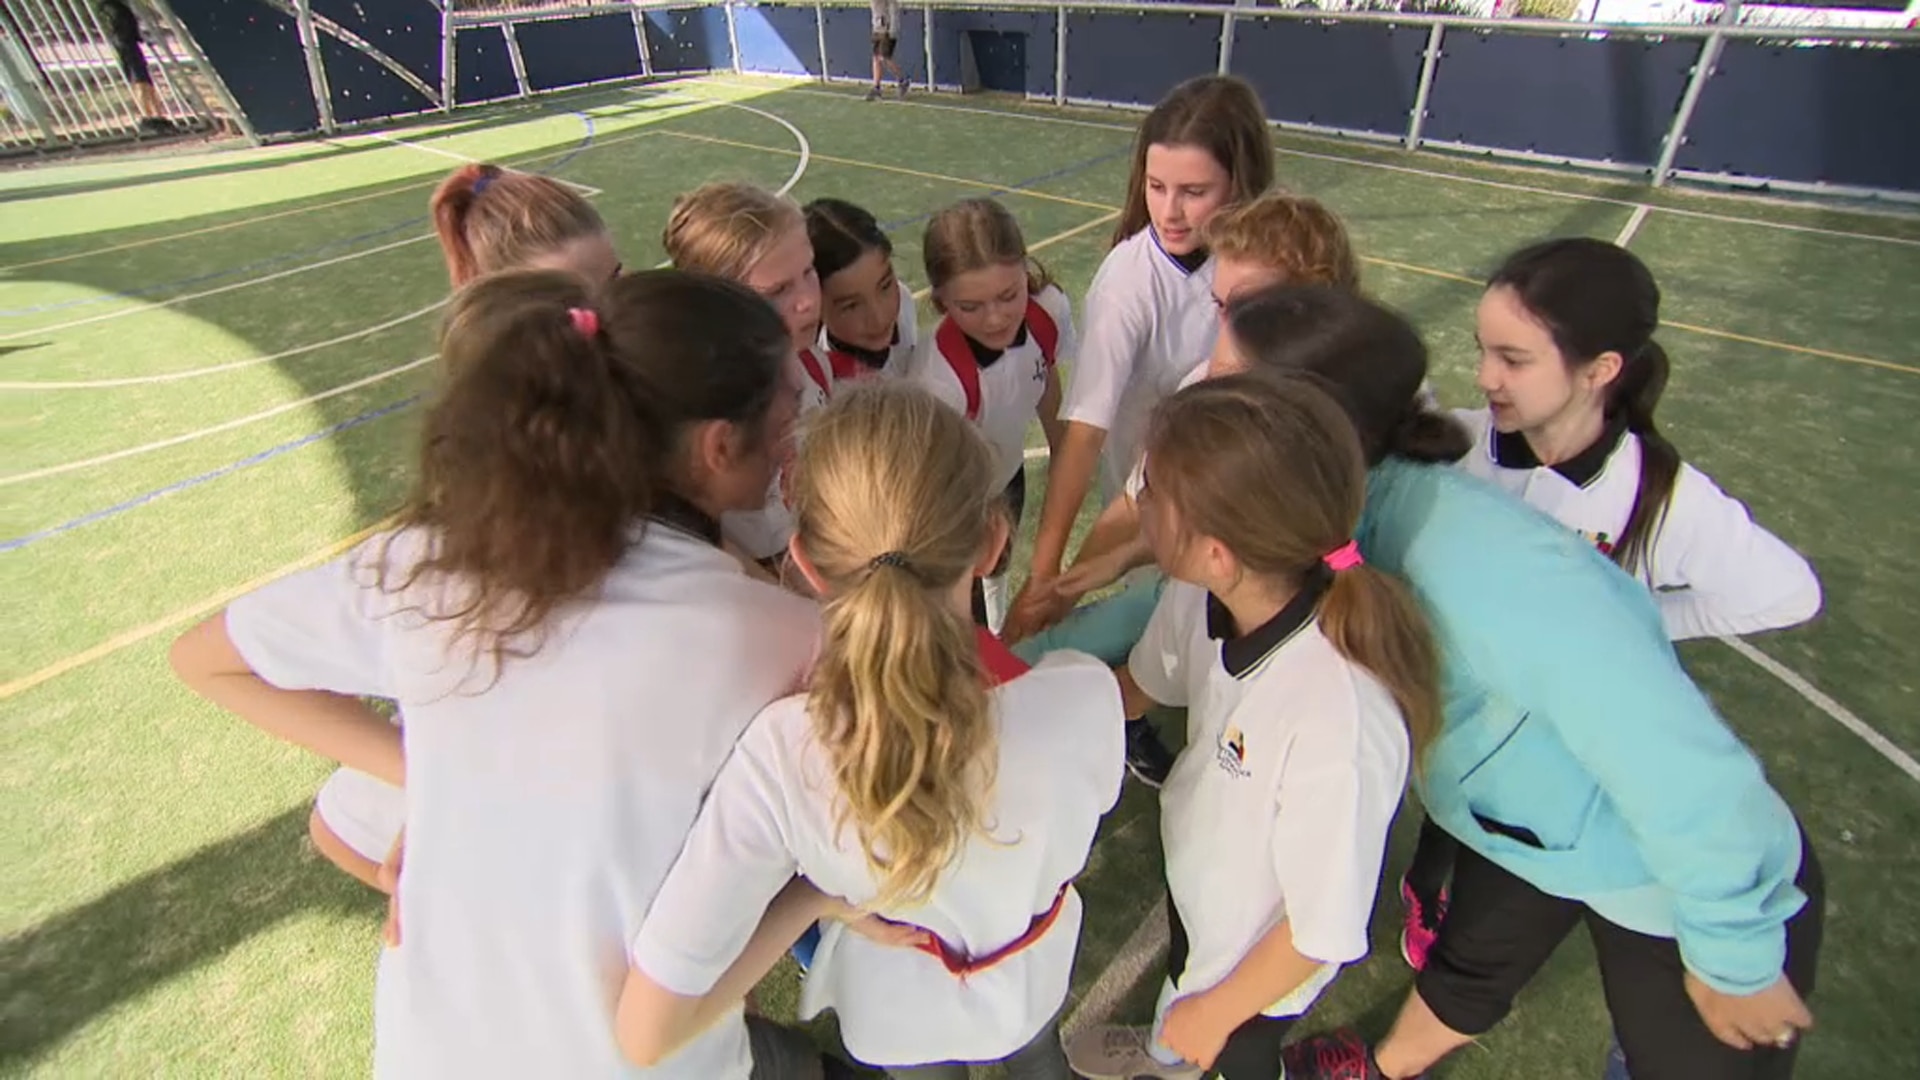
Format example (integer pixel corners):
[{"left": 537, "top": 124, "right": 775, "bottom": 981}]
[
  {"left": 1281, "top": 1030, "right": 1391, "bottom": 1080},
  {"left": 1398, "top": 875, "right": 1448, "bottom": 971}
]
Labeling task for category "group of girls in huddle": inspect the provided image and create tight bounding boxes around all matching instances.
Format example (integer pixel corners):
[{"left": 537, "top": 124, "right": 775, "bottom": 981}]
[{"left": 169, "top": 70, "right": 1825, "bottom": 1080}]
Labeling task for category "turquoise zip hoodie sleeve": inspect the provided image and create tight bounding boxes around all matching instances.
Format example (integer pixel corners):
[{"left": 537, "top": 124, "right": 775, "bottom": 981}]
[{"left": 1363, "top": 460, "right": 1806, "bottom": 995}]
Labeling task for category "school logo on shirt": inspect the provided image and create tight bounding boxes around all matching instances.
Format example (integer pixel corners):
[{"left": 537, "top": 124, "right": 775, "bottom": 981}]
[
  {"left": 1215, "top": 725, "right": 1250, "bottom": 778},
  {"left": 1579, "top": 529, "right": 1615, "bottom": 556}
]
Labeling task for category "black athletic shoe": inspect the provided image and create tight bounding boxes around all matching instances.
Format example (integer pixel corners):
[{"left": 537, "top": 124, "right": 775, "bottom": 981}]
[{"left": 1124, "top": 718, "right": 1175, "bottom": 788}]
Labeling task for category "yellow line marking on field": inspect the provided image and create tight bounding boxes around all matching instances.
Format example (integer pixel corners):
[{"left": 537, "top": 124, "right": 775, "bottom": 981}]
[{"left": 1, "top": 516, "right": 396, "bottom": 701}]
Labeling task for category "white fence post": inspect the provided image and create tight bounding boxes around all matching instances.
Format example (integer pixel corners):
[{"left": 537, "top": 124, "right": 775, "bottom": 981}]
[
  {"left": 1405, "top": 22, "right": 1442, "bottom": 149},
  {"left": 504, "top": 21, "right": 532, "bottom": 97},
  {"left": 292, "top": 0, "right": 335, "bottom": 131},
  {"left": 725, "top": 0, "right": 742, "bottom": 74},
  {"left": 816, "top": 2, "right": 829, "bottom": 82},
  {"left": 1054, "top": 4, "right": 1066, "bottom": 105}
]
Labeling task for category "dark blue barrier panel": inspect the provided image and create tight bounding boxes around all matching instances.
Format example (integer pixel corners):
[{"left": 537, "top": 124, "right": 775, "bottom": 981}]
[
  {"left": 516, "top": 13, "right": 643, "bottom": 90},
  {"left": 734, "top": 5, "right": 823, "bottom": 77},
  {"left": 645, "top": 6, "right": 733, "bottom": 73},
  {"left": 1678, "top": 42, "right": 1920, "bottom": 192},
  {"left": 823, "top": 6, "right": 928, "bottom": 85},
  {"left": 317, "top": 33, "right": 434, "bottom": 123},
  {"left": 1424, "top": 31, "right": 1695, "bottom": 166},
  {"left": 454, "top": 26, "right": 519, "bottom": 105},
  {"left": 1063, "top": 10, "right": 1220, "bottom": 106},
  {"left": 1230, "top": 17, "right": 1423, "bottom": 136},
  {"left": 934, "top": 9, "right": 1056, "bottom": 97},
  {"left": 311, "top": 0, "right": 440, "bottom": 88},
  {"left": 169, "top": 0, "right": 317, "bottom": 135}
]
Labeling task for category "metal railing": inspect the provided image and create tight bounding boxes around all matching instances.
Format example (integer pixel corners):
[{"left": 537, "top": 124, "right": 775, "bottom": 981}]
[{"left": 0, "top": 0, "right": 243, "bottom": 153}]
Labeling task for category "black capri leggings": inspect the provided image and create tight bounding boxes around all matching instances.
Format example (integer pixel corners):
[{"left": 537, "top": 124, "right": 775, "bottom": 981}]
[{"left": 1414, "top": 822, "right": 1824, "bottom": 1080}]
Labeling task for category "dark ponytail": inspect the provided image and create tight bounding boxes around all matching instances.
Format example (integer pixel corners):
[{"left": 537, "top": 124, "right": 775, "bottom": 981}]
[
  {"left": 805, "top": 197, "right": 893, "bottom": 284},
  {"left": 1489, "top": 238, "right": 1678, "bottom": 575},
  {"left": 387, "top": 269, "right": 789, "bottom": 672},
  {"left": 1221, "top": 285, "right": 1470, "bottom": 467}
]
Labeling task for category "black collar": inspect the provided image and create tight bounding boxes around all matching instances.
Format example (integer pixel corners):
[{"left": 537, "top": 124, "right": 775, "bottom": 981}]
[
  {"left": 827, "top": 326, "right": 897, "bottom": 371},
  {"left": 964, "top": 324, "right": 1028, "bottom": 369},
  {"left": 650, "top": 492, "right": 722, "bottom": 547},
  {"left": 1205, "top": 570, "right": 1329, "bottom": 679},
  {"left": 1490, "top": 415, "right": 1629, "bottom": 490}
]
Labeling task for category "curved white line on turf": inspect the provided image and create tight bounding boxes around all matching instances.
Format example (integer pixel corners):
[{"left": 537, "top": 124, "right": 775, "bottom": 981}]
[
  {"left": 0, "top": 300, "right": 447, "bottom": 390},
  {"left": 0, "top": 355, "right": 436, "bottom": 487},
  {"left": 721, "top": 101, "right": 811, "bottom": 196},
  {"left": 0, "top": 234, "right": 436, "bottom": 343}
]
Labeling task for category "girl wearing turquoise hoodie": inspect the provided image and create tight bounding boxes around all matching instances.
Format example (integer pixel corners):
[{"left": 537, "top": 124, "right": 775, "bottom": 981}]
[{"left": 1199, "top": 287, "right": 1823, "bottom": 1080}]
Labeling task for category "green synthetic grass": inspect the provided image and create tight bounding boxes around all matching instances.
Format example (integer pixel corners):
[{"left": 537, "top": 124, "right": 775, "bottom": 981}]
[{"left": 4, "top": 73, "right": 1918, "bottom": 1078}]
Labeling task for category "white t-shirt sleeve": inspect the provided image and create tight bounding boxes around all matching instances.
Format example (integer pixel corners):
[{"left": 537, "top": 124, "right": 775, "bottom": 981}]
[
  {"left": 224, "top": 539, "right": 395, "bottom": 698},
  {"left": 631, "top": 714, "right": 800, "bottom": 996},
  {"left": 1126, "top": 584, "right": 1191, "bottom": 709},
  {"left": 1060, "top": 261, "right": 1149, "bottom": 433},
  {"left": 1646, "top": 465, "right": 1822, "bottom": 641},
  {"left": 1269, "top": 715, "right": 1400, "bottom": 966}
]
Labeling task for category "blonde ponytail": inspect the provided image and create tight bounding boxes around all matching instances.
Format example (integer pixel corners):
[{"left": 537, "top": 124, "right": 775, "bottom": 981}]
[{"left": 791, "top": 382, "right": 1003, "bottom": 907}]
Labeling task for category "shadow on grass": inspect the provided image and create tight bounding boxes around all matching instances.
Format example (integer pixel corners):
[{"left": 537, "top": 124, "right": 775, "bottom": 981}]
[{"left": 0, "top": 806, "right": 383, "bottom": 1068}]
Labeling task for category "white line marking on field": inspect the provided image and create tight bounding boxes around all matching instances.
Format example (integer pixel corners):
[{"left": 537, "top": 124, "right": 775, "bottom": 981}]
[
  {"left": 731, "top": 79, "right": 1920, "bottom": 250},
  {"left": 0, "top": 355, "right": 436, "bottom": 487},
  {"left": 0, "top": 234, "right": 436, "bottom": 342},
  {"left": 1616, "top": 203, "right": 1653, "bottom": 247},
  {"left": 1061, "top": 896, "right": 1168, "bottom": 1037},
  {"left": 359, "top": 130, "right": 602, "bottom": 196},
  {"left": 0, "top": 300, "right": 447, "bottom": 390},
  {"left": 1719, "top": 636, "right": 1920, "bottom": 785},
  {"left": 1024, "top": 445, "right": 1050, "bottom": 460}
]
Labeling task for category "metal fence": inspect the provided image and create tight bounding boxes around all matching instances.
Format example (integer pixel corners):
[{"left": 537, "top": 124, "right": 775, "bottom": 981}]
[{"left": 0, "top": 0, "right": 244, "bottom": 153}]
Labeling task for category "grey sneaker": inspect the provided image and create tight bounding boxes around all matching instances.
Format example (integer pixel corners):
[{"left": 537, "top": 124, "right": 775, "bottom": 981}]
[
  {"left": 1062, "top": 1025, "right": 1201, "bottom": 1080},
  {"left": 897, "top": 76, "right": 910, "bottom": 99},
  {"left": 863, "top": 84, "right": 882, "bottom": 101}
]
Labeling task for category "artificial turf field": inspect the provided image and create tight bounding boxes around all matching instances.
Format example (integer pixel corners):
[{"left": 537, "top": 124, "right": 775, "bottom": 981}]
[{"left": 4, "top": 73, "right": 1918, "bottom": 1077}]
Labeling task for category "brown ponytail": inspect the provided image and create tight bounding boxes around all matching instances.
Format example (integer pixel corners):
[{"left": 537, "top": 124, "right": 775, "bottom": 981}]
[
  {"left": 384, "top": 269, "right": 789, "bottom": 674},
  {"left": 790, "top": 382, "right": 1003, "bottom": 907},
  {"left": 427, "top": 163, "right": 606, "bottom": 287},
  {"left": 1145, "top": 374, "right": 1441, "bottom": 762}
]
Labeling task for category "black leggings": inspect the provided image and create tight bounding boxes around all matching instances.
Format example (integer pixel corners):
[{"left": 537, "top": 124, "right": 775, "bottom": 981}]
[
  {"left": 1167, "top": 898, "right": 1298, "bottom": 1080},
  {"left": 1414, "top": 823, "right": 1824, "bottom": 1080},
  {"left": 1403, "top": 812, "right": 1459, "bottom": 906}
]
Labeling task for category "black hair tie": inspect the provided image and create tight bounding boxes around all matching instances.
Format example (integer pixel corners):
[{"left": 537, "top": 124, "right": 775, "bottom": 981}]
[{"left": 869, "top": 551, "right": 912, "bottom": 571}]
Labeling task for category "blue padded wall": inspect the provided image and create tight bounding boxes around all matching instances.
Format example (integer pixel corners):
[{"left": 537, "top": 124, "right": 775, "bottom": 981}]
[
  {"left": 310, "top": 0, "right": 440, "bottom": 87},
  {"left": 733, "top": 5, "right": 823, "bottom": 77},
  {"left": 1230, "top": 17, "right": 1424, "bottom": 137},
  {"left": 931, "top": 9, "right": 1055, "bottom": 96},
  {"left": 168, "top": 0, "right": 317, "bottom": 135},
  {"left": 316, "top": 34, "right": 433, "bottom": 124},
  {"left": 1063, "top": 10, "right": 1220, "bottom": 106},
  {"left": 823, "top": 5, "right": 927, "bottom": 85},
  {"left": 516, "top": 13, "right": 644, "bottom": 90},
  {"left": 453, "top": 26, "right": 519, "bottom": 105},
  {"left": 1423, "top": 31, "right": 1695, "bottom": 166},
  {"left": 1677, "top": 42, "right": 1920, "bottom": 192},
  {"left": 645, "top": 6, "right": 733, "bottom": 73}
]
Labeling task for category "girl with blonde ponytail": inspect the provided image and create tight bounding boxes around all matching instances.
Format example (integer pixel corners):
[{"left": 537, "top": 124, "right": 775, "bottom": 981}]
[{"left": 625, "top": 382, "right": 1125, "bottom": 1079}]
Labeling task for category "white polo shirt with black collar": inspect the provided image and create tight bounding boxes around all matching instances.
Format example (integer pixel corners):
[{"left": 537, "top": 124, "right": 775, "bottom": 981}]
[
  {"left": 1129, "top": 576, "right": 1410, "bottom": 1016},
  {"left": 1453, "top": 407, "right": 1820, "bottom": 640}
]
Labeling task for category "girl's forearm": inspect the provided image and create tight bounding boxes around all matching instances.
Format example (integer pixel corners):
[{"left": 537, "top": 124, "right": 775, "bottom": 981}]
[
  {"left": 1030, "top": 422, "right": 1107, "bottom": 578},
  {"left": 1199, "top": 918, "right": 1322, "bottom": 1028},
  {"left": 171, "top": 614, "right": 404, "bottom": 785}
]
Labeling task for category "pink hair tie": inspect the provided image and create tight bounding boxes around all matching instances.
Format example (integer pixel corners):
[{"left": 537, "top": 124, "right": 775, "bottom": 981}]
[
  {"left": 569, "top": 307, "right": 599, "bottom": 338},
  {"left": 1322, "top": 539, "right": 1365, "bottom": 572}
]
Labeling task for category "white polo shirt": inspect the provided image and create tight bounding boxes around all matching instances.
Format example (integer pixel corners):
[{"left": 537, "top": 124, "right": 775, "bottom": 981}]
[
  {"left": 1452, "top": 407, "right": 1820, "bottom": 640},
  {"left": 227, "top": 514, "right": 820, "bottom": 1079},
  {"left": 634, "top": 634, "right": 1126, "bottom": 1067},
  {"left": 819, "top": 281, "right": 919, "bottom": 383},
  {"left": 911, "top": 285, "right": 1074, "bottom": 490},
  {"left": 1129, "top": 579, "right": 1409, "bottom": 1016},
  {"left": 1062, "top": 228, "right": 1219, "bottom": 501}
]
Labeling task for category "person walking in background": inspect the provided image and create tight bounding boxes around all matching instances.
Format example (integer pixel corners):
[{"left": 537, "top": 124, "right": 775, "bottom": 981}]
[
  {"left": 98, "top": 0, "right": 172, "bottom": 132},
  {"left": 869, "top": 0, "right": 909, "bottom": 100}
]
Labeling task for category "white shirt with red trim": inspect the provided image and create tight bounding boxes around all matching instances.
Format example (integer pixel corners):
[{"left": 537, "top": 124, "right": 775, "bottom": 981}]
[
  {"left": 1061, "top": 229, "right": 1218, "bottom": 500},
  {"left": 1452, "top": 407, "right": 1820, "bottom": 640},
  {"left": 227, "top": 523, "right": 820, "bottom": 1079},
  {"left": 633, "top": 632, "right": 1125, "bottom": 1067},
  {"left": 818, "top": 281, "right": 919, "bottom": 384},
  {"left": 910, "top": 285, "right": 1074, "bottom": 490}
]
